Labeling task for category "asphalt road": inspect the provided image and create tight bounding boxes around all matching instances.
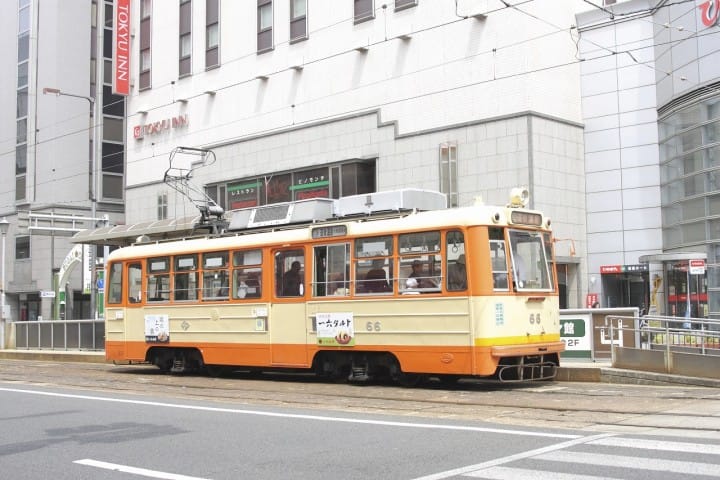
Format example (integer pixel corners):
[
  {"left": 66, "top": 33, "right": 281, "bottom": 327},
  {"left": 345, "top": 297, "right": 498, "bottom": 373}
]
[{"left": 1, "top": 360, "right": 719, "bottom": 479}]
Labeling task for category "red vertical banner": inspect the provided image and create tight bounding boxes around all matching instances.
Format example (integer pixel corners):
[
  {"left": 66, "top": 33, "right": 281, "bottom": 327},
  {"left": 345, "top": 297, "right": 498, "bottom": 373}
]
[
  {"left": 586, "top": 293, "right": 598, "bottom": 308},
  {"left": 113, "top": 0, "right": 131, "bottom": 95}
]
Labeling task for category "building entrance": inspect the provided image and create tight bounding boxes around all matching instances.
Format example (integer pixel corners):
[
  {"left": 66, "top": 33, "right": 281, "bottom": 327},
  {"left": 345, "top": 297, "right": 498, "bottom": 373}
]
[{"left": 599, "top": 264, "right": 649, "bottom": 310}]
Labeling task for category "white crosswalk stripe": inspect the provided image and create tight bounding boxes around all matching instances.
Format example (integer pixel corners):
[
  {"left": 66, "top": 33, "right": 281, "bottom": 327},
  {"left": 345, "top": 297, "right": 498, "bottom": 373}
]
[
  {"left": 459, "top": 436, "right": 720, "bottom": 479},
  {"left": 464, "top": 466, "right": 622, "bottom": 479},
  {"left": 533, "top": 451, "right": 720, "bottom": 477},
  {"left": 589, "top": 436, "right": 720, "bottom": 455}
]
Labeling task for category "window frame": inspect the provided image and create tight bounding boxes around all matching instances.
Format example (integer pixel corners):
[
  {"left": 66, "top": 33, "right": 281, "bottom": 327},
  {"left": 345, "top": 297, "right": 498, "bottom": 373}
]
[
  {"left": 290, "top": 0, "right": 308, "bottom": 43},
  {"left": 179, "top": 0, "right": 192, "bottom": 77},
  {"left": 257, "top": 0, "right": 274, "bottom": 53},
  {"left": 354, "top": 0, "right": 375, "bottom": 24},
  {"left": 205, "top": 0, "right": 220, "bottom": 70},
  {"left": 394, "top": 0, "right": 417, "bottom": 12}
]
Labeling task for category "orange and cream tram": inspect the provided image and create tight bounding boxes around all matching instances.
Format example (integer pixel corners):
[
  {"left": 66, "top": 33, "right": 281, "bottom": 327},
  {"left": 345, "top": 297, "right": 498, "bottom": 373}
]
[{"left": 104, "top": 188, "right": 563, "bottom": 384}]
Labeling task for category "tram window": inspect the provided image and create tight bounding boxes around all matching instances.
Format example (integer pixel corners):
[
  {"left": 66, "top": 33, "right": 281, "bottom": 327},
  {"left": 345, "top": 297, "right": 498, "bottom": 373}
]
[
  {"left": 276, "top": 250, "right": 305, "bottom": 297},
  {"left": 147, "top": 257, "right": 170, "bottom": 302},
  {"left": 543, "top": 232, "right": 556, "bottom": 288},
  {"left": 399, "top": 231, "right": 440, "bottom": 254},
  {"left": 355, "top": 236, "right": 394, "bottom": 295},
  {"left": 174, "top": 254, "right": 198, "bottom": 301},
  {"left": 490, "top": 240, "right": 509, "bottom": 290},
  {"left": 107, "top": 262, "right": 123, "bottom": 304},
  {"left": 508, "top": 230, "right": 552, "bottom": 291},
  {"left": 399, "top": 231, "right": 441, "bottom": 293},
  {"left": 313, "top": 243, "right": 350, "bottom": 297},
  {"left": 233, "top": 249, "right": 262, "bottom": 299},
  {"left": 357, "top": 257, "right": 393, "bottom": 294},
  {"left": 400, "top": 254, "right": 441, "bottom": 293},
  {"left": 202, "top": 251, "right": 230, "bottom": 301},
  {"left": 446, "top": 230, "right": 466, "bottom": 291},
  {"left": 128, "top": 263, "right": 142, "bottom": 303}
]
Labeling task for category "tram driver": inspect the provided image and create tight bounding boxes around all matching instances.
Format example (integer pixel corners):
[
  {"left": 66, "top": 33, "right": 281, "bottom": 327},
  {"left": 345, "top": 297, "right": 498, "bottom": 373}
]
[{"left": 283, "top": 261, "right": 303, "bottom": 296}]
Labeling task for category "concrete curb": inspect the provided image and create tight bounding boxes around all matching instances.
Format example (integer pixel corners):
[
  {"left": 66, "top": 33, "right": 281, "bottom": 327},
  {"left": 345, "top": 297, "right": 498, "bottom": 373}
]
[{"left": 0, "top": 350, "right": 109, "bottom": 364}]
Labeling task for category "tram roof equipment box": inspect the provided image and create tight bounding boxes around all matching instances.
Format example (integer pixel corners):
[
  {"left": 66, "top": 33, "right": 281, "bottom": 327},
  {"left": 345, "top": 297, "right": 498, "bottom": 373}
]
[
  {"left": 227, "top": 189, "right": 447, "bottom": 231},
  {"left": 229, "top": 198, "right": 336, "bottom": 230},
  {"left": 334, "top": 189, "right": 447, "bottom": 217}
]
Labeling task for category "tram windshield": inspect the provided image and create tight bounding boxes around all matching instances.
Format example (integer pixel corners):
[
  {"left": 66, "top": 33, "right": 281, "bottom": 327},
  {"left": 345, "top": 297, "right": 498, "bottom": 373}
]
[{"left": 508, "top": 229, "right": 553, "bottom": 291}]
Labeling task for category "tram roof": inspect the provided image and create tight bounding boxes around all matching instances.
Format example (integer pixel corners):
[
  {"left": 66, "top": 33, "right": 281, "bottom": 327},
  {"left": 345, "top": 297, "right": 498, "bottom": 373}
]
[
  {"left": 105, "top": 203, "right": 550, "bottom": 261},
  {"left": 73, "top": 189, "right": 546, "bottom": 249}
]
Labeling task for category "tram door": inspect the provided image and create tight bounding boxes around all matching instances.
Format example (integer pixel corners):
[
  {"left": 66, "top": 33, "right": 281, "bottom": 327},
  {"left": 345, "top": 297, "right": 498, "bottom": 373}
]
[{"left": 270, "top": 249, "right": 308, "bottom": 366}]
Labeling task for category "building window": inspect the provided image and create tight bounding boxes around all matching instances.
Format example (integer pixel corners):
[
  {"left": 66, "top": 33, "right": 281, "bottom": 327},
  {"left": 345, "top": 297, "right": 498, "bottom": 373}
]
[
  {"left": 221, "top": 161, "right": 376, "bottom": 210},
  {"left": 439, "top": 143, "right": 458, "bottom": 208},
  {"left": 354, "top": 0, "right": 374, "bottom": 23},
  {"left": 206, "top": 0, "right": 219, "bottom": 68},
  {"left": 179, "top": 0, "right": 192, "bottom": 76},
  {"left": 290, "top": 0, "right": 307, "bottom": 42},
  {"left": 394, "top": 0, "right": 417, "bottom": 11},
  {"left": 158, "top": 192, "right": 168, "bottom": 220},
  {"left": 16, "top": 0, "right": 29, "bottom": 203},
  {"left": 139, "top": 0, "right": 152, "bottom": 89},
  {"left": 257, "top": 0, "right": 273, "bottom": 53},
  {"left": 16, "top": 236, "right": 30, "bottom": 260}
]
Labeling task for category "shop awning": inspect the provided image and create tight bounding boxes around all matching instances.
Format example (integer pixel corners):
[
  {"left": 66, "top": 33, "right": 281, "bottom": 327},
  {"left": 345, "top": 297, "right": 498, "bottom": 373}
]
[{"left": 639, "top": 252, "right": 707, "bottom": 263}]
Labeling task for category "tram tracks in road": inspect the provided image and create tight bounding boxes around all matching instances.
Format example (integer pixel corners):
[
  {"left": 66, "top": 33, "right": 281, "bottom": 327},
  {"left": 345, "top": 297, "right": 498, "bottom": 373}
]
[{"left": 1, "top": 359, "right": 719, "bottom": 432}]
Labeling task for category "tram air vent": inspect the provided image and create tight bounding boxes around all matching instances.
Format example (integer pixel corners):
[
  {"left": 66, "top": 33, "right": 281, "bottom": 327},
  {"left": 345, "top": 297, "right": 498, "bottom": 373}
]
[{"left": 228, "top": 198, "right": 336, "bottom": 230}]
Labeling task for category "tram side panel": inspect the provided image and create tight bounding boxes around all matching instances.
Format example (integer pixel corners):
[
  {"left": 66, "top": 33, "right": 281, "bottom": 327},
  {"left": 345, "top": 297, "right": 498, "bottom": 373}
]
[{"left": 306, "top": 297, "right": 473, "bottom": 375}]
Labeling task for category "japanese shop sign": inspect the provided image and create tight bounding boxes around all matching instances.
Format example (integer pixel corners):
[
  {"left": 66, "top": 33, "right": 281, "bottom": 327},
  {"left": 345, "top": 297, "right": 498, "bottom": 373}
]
[
  {"left": 586, "top": 293, "right": 598, "bottom": 308},
  {"left": 316, "top": 312, "right": 355, "bottom": 346},
  {"left": 560, "top": 316, "right": 591, "bottom": 358},
  {"left": 690, "top": 259, "right": 706, "bottom": 274}
]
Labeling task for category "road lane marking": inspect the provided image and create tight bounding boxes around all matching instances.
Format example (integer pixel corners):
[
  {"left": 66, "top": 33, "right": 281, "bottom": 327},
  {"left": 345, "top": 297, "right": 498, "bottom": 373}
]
[
  {"left": 411, "top": 433, "right": 617, "bottom": 480},
  {"left": 0, "top": 386, "right": 580, "bottom": 439},
  {"left": 74, "top": 459, "right": 210, "bottom": 480}
]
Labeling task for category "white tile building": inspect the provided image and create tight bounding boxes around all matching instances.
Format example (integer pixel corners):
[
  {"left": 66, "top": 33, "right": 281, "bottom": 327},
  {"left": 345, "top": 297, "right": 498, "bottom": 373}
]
[{"left": 125, "top": 0, "right": 589, "bottom": 308}]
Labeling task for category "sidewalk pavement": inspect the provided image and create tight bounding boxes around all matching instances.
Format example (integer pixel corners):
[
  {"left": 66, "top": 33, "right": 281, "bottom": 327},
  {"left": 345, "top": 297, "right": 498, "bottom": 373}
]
[{"left": 0, "top": 350, "right": 718, "bottom": 388}]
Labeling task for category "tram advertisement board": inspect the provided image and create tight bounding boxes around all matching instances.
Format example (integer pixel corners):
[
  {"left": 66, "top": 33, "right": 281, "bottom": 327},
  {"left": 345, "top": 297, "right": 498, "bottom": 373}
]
[
  {"left": 316, "top": 312, "right": 355, "bottom": 346},
  {"left": 145, "top": 314, "right": 170, "bottom": 343}
]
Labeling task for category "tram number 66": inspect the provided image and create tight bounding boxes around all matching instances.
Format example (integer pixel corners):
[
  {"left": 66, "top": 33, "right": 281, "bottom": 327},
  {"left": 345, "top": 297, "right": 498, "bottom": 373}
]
[{"left": 366, "top": 321, "right": 382, "bottom": 332}]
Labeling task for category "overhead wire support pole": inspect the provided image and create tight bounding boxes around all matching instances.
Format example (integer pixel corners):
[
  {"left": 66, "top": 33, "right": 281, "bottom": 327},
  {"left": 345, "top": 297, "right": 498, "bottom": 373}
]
[{"left": 43, "top": 87, "right": 99, "bottom": 320}]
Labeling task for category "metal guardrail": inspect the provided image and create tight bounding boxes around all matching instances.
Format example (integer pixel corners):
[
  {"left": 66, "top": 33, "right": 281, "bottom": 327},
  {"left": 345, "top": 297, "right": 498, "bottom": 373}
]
[
  {"left": 11, "top": 320, "right": 105, "bottom": 351},
  {"left": 606, "top": 314, "right": 720, "bottom": 379}
]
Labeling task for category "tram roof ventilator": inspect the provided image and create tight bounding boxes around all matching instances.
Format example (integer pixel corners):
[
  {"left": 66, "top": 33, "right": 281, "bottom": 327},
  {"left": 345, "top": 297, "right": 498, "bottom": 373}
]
[{"left": 227, "top": 189, "right": 447, "bottom": 231}]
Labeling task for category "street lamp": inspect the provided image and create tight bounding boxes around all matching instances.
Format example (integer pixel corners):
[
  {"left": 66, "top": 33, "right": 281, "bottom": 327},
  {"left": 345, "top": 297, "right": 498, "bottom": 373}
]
[
  {"left": 0, "top": 217, "right": 9, "bottom": 349},
  {"left": 43, "top": 87, "right": 99, "bottom": 320}
]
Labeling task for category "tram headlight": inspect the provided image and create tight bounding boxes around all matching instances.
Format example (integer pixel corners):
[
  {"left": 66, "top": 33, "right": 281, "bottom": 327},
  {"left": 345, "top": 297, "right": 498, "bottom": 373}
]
[{"left": 509, "top": 187, "right": 529, "bottom": 208}]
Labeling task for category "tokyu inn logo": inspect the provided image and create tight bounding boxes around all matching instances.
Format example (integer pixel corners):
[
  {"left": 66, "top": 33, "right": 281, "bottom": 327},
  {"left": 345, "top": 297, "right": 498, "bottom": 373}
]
[{"left": 699, "top": 0, "right": 720, "bottom": 27}]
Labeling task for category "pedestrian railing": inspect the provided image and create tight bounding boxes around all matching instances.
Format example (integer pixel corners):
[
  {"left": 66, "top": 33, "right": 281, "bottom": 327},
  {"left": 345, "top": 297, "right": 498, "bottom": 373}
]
[
  {"left": 606, "top": 315, "right": 720, "bottom": 379},
  {"left": 11, "top": 319, "right": 105, "bottom": 351}
]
